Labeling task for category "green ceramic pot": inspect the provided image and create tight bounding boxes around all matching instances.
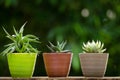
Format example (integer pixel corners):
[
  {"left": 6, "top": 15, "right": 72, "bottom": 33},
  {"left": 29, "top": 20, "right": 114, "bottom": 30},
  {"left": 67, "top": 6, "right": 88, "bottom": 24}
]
[{"left": 7, "top": 53, "right": 37, "bottom": 78}]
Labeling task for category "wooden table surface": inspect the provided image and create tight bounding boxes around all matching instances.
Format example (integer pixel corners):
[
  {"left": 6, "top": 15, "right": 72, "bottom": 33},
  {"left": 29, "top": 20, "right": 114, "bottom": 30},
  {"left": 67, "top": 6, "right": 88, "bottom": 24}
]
[{"left": 0, "top": 77, "right": 120, "bottom": 80}]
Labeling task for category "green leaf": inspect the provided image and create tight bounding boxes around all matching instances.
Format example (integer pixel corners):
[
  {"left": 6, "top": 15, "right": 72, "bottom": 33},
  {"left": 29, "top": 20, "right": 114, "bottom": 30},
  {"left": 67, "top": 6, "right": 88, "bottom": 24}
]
[
  {"left": 13, "top": 27, "right": 18, "bottom": 36},
  {"left": 19, "top": 22, "right": 27, "bottom": 33}
]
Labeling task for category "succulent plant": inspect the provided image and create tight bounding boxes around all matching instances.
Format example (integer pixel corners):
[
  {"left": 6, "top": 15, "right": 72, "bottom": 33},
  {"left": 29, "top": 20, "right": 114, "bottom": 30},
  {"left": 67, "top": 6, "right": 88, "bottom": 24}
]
[
  {"left": 47, "top": 41, "right": 70, "bottom": 53},
  {"left": 82, "top": 40, "right": 106, "bottom": 53},
  {"left": 1, "top": 22, "right": 40, "bottom": 55}
]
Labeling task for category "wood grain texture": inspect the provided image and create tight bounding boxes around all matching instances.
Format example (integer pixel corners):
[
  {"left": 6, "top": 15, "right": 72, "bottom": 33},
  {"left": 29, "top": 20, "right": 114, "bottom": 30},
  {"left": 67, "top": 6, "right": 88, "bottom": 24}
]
[{"left": 0, "top": 77, "right": 120, "bottom": 80}]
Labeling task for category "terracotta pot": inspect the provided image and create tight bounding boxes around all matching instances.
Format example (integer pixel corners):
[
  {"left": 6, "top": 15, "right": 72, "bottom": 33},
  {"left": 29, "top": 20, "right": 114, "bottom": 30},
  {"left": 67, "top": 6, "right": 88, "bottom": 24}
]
[
  {"left": 43, "top": 53, "right": 72, "bottom": 77},
  {"left": 79, "top": 53, "right": 109, "bottom": 77}
]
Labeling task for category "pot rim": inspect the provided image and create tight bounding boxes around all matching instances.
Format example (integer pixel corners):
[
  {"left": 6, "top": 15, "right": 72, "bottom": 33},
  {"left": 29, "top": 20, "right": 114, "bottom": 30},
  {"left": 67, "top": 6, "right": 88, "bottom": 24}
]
[
  {"left": 79, "top": 53, "right": 109, "bottom": 55},
  {"left": 79, "top": 53, "right": 109, "bottom": 54},
  {"left": 43, "top": 52, "right": 72, "bottom": 54},
  {"left": 7, "top": 53, "right": 37, "bottom": 56}
]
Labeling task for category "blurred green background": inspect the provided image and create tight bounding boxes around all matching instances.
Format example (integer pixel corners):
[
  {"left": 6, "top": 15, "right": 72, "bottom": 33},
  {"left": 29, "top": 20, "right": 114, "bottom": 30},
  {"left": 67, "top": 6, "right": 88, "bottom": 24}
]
[{"left": 0, "top": 0, "right": 120, "bottom": 76}]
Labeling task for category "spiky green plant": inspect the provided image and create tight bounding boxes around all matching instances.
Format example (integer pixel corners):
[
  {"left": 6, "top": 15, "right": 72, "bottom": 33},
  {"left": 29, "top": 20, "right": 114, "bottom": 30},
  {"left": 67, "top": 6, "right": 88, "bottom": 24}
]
[
  {"left": 1, "top": 22, "right": 40, "bottom": 55},
  {"left": 82, "top": 40, "right": 106, "bottom": 53},
  {"left": 47, "top": 41, "right": 70, "bottom": 53}
]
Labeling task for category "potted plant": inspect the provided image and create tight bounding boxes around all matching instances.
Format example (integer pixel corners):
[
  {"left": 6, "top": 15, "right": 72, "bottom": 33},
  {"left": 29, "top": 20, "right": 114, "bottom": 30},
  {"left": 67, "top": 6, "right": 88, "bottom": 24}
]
[
  {"left": 79, "top": 40, "right": 109, "bottom": 77},
  {"left": 43, "top": 41, "right": 73, "bottom": 77},
  {"left": 1, "top": 22, "right": 40, "bottom": 78}
]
